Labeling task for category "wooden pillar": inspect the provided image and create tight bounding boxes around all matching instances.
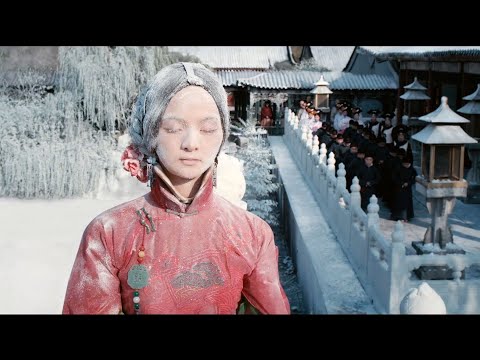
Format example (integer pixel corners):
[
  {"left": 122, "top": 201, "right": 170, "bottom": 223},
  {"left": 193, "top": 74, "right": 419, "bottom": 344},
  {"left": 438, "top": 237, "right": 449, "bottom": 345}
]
[
  {"left": 459, "top": 62, "right": 465, "bottom": 110},
  {"left": 427, "top": 62, "right": 433, "bottom": 113},
  {"left": 396, "top": 62, "right": 405, "bottom": 121}
]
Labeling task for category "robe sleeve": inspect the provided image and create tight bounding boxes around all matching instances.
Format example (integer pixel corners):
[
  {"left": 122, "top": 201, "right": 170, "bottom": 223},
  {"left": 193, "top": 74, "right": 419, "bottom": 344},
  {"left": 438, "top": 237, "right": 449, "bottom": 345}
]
[
  {"left": 63, "top": 219, "right": 122, "bottom": 314},
  {"left": 242, "top": 221, "right": 290, "bottom": 314}
]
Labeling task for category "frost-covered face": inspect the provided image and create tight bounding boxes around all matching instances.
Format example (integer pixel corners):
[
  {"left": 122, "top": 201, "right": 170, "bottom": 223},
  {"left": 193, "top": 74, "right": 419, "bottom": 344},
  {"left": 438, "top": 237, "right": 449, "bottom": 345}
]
[{"left": 155, "top": 86, "right": 223, "bottom": 186}]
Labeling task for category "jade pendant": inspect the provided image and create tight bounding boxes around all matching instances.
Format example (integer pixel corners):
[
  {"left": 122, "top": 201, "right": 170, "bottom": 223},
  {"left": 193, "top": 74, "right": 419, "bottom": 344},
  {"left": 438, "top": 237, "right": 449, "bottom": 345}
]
[{"left": 127, "top": 264, "right": 149, "bottom": 289}]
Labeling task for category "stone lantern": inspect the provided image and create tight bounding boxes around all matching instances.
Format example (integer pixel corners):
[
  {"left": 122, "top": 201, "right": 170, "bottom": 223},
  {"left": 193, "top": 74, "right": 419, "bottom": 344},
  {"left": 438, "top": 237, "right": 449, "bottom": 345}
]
[
  {"left": 411, "top": 96, "right": 478, "bottom": 279},
  {"left": 400, "top": 77, "right": 431, "bottom": 119},
  {"left": 401, "top": 77, "right": 431, "bottom": 165},
  {"left": 458, "top": 84, "right": 480, "bottom": 203},
  {"left": 310, "top": 75, "right": 332, "bottom": 122}
]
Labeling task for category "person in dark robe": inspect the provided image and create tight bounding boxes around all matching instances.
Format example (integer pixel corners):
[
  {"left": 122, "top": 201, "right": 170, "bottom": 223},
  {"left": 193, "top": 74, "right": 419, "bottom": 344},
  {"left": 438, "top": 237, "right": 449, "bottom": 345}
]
[
  {"left": 390, "top": 155, "right": 417, "bottom": 222},
  {"left": 382, "top": 145, "right": 400, "bottom": 209},
  {"left": 357, "top": 153, "right": 381, "bottom": 211}
]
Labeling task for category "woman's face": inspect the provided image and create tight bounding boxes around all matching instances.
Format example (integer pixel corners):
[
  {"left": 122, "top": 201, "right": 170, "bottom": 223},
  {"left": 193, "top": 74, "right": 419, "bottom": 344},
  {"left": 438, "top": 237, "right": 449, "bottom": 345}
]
[{"left": 155, "top": 86, "right": 223, "bottom": 186}]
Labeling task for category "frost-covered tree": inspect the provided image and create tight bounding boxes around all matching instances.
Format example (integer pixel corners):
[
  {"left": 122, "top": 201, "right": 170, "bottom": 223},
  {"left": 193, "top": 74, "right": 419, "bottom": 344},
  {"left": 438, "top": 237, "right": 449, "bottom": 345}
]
[
  {"left": 295, "top": 57, "right": 329, "bottom": 72},
  {"left": 231, "top": 115, "right": 279, "bottom": 226},
  {"left": 59, "top": 47, "right": 160, "bottom": 132},
  {"left": 58, "top": 46, "right": 202, "bottom": 133},
  {"left": 0, "top": 81, "right": 116, "bottom": 198},
  {"left": 0, "top": 46, "right": 197, "bottom": 199}
]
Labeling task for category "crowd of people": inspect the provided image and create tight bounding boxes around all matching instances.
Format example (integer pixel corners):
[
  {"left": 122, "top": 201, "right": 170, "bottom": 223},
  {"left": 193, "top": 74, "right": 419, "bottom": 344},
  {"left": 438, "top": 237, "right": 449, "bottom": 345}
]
[{"left": 297, "top": 99, "right": 416, "bottom": 222}]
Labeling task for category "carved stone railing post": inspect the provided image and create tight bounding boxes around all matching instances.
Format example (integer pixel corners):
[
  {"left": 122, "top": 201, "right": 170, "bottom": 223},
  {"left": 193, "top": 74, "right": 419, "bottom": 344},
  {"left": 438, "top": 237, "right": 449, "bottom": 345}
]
[
  {"left": 367, "top": 195, "right": 380, "bottom": 229},
  {"left": 312, "top": 135, "right": 319, "bottom": 156},
  {"left": 350, "top": 176, "right": 361, "bottom": 209},
  {"left": 389, "top": 221, "right": 408, "bottom": 314},
  {"left": 319, "top": 143, "right": 327, "bottom": 166},
  {"left": 327, "top": 152, "right": 336, "bottom": 177},
  {"left": 337, "top": 163, "right": 347, "bottom": 196}
]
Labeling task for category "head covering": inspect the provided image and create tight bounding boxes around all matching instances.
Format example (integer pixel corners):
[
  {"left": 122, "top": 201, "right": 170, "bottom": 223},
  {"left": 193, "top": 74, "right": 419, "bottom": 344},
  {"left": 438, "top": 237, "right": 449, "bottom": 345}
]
[
  {"left": 129, "top": 62, "right": 229, "bottom": 158},
  {"left": 402, "top": 155, "right": 413, "bottom": 164},
  {"left": 377, "top": 136, "right": 386, "bottom": 144},
  {"left": 352, "top": 107, "right": 362, "bottom": 115}
]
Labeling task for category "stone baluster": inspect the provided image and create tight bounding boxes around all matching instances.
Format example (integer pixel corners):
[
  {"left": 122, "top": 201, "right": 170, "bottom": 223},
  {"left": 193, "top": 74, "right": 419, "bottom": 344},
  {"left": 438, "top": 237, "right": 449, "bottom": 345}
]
[
  {"left": 367, "top": 194, "right": 380, "bottom": 228},
  {"left": 327, "top": 152, "right": 336, "bottom": 177},
  {"left": 337, "top": 163, "right": 347, "bottom": 195},
  {"left": 306, "top": 131, "right": 313, "bottom": 152},
  {"left": 319, "top": 143, "right": 327, "bottom": 166},
  {"left": 312, "top": 135, "right": 320, "bottom": 156},
  {"left": 301, "top": 125, "right": 308, "bottom": 143},
  {"left": 350, "top": 176, "right": 361, "bottom": 209}
]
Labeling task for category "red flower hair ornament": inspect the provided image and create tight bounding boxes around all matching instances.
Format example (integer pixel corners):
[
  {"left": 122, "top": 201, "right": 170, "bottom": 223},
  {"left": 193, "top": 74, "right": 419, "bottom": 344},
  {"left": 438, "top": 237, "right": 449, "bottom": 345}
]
[{"left": 121, "top": 145, "right": 150, "bottom": 183}]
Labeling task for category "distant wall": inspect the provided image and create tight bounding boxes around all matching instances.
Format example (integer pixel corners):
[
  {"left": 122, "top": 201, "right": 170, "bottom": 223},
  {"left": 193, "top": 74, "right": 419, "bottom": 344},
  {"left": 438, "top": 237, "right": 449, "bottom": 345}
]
[
  {"left": 0, "top": 46, "right": 58, "bottom": 71},
  {"left": 0, "top": 46, "right": 59, "bottom": 83}
]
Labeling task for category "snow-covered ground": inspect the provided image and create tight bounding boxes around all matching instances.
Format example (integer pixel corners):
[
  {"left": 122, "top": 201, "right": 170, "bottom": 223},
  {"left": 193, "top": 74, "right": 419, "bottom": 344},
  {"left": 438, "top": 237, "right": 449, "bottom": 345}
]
[{"left": 0, "top": 171, "right": 149, "bottom": 314}]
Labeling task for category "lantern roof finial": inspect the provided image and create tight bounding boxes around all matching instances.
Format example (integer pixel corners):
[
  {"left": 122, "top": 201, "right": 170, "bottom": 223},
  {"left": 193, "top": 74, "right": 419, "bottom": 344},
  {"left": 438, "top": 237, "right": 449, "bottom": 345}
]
[{"left": 418, "top": 96, "right": 470, "bottom": 124}]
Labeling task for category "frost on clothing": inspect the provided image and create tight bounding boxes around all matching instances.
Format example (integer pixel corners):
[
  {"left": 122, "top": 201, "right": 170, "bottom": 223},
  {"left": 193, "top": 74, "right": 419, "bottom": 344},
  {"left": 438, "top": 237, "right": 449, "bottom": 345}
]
[{"left": 63, "top": 170, "right": 290, "bottom": 314}]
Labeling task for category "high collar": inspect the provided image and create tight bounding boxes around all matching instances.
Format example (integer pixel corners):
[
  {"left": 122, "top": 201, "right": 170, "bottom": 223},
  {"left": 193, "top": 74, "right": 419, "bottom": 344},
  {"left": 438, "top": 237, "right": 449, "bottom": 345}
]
[{"left": 150, "top": 164, "right": 214, "bottom": 215}]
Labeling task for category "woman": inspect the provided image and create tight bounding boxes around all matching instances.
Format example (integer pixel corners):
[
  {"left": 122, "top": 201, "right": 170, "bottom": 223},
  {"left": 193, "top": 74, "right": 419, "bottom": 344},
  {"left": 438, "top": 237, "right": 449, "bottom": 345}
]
[
  {"left": 63, "top": 62, "right": 290, "bottom": 314},
  {"left": 260, "top": 100, "right": 273, "bottom": 128}
]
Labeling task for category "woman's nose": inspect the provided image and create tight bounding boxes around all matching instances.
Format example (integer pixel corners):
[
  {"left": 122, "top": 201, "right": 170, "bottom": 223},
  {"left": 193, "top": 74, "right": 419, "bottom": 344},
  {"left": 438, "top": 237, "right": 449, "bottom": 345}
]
[{"left": 181, "top": 128, "right": 200, "bottom": 151}]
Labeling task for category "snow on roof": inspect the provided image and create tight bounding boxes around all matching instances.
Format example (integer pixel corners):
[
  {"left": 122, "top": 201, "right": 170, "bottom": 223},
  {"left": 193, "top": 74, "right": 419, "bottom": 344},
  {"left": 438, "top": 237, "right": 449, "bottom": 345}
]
[
  {"left": 458, "top": 84, "right": 480, "bottom": 114},
  {"left": 411, "top": 124, "right": 477, "bottom": 144},
  {"left": 404, "top": 77, "right": 427, "bottom": 90},
  {"left": 419, "top": 97, "right": 470, "bottom": 123},
  {"left": 309, "top": 46, "right": 355, "bottom": 71},
  {"left": 237, "top": 70, "right": 397, "bottom": 90},
  {"left": 359, "top": 46, "right": 480, "bottom": 57},
  {"left": 214, "top": 70, "right": 265, "bottom": 86},
  {"left": 463, "top": 84, "right": 480, "bottom": 101},
  {"left": 458, "top": 101, "right": 480, "bottom": 115},
  {"left": 400, "top": 90, "right": 431, "bottom": 100},
  {"left": 167, "top": 46, "right": 289, "bottom": 69}
]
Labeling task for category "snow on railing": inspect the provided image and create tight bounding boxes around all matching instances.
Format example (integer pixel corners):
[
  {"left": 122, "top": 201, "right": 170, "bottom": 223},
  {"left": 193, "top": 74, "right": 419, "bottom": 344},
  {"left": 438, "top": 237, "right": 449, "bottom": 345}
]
[
  {"left": 283, "top": 108, "right": 402, "bottom": 313},
  {"left": 283, "top": 108, "right": 480, "bottom": 314}
]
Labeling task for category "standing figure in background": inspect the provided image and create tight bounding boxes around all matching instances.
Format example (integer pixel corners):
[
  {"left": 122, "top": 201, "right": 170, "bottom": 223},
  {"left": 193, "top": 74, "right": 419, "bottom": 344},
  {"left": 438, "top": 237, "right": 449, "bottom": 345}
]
[
  {"left": 260, "top": 100, "right": 274, "bottom": 128},
  {"left": 391, "top": 155, "right": 417, "bottom": 222}
]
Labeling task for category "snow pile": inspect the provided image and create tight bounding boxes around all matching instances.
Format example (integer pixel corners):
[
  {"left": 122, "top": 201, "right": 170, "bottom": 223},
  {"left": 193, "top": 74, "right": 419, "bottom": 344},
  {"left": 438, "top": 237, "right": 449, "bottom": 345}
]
[
  {"left": 400, "top": 282, "right": 447, "bottom": 314},
  {"left": 94, "top": 134, "right": 148, "bottom": 200},
  {"left": 214, "top": 151, "right": 247, "bottom": 210}
]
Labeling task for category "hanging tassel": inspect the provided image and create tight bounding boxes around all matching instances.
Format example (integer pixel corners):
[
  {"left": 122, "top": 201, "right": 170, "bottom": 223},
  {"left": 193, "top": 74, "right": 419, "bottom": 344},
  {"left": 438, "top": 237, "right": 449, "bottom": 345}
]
[
  {"left": 213, "top": 157, "right": 218, "bottom": 188},
  {"left": 146, "top": 156, "right": 157, "bottom": 188},
  {"left": 147, "top": 164, "right": 153, "bottom": 187}
]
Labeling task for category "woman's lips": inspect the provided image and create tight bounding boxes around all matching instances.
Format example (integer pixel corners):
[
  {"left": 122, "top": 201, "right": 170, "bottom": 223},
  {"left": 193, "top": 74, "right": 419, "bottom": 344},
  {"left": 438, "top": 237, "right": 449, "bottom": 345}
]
[{"left": 180, "top": 158, "right": 201, "bottom": 166}]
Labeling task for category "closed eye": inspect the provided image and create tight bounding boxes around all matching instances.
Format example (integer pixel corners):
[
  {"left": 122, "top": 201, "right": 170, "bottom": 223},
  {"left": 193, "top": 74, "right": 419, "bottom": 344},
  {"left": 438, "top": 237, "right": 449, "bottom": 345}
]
[
  {"left": 201, "top": 129, "right": 218, "bottom": 134},
  {"left": 164, "top": 128, "right": 182, "bottom": 134}
]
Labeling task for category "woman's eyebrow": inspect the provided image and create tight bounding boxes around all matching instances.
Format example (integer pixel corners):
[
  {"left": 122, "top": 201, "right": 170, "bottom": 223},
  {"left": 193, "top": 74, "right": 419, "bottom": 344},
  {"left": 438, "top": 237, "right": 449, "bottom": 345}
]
[
  {"left": 162, "top": 116, "right": 184, "bottom": 121},
  {"left": 200, "top": 116, "right": 220, "bottom": 122}
]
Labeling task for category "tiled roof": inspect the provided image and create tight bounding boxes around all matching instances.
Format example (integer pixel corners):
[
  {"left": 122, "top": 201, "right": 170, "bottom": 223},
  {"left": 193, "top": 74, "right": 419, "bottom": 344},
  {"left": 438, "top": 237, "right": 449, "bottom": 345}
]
[
  {"left": 167, "top": 46, "right": 289, "bottom": 69},
  {"left": 215, "top": 70, "right": 265, "bottom": 86},
  {"left": 236, "top": 70, "right": 397, "bottom": 90},
  {"left": 309, "top": 46, "right": 355, "bottom": 71},
  {"left": 359, "top": 46, "right": 480, "bottom": 58}
]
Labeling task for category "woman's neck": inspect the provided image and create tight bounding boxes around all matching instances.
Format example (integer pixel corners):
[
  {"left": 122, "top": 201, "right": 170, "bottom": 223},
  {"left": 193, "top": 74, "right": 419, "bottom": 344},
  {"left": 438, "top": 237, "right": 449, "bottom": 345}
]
[
  {"left": 173, "top": 178, "right": 203, "bottom": 199},
  {"left": 153, "top": 164, "right": 213, "bottom": 203}
]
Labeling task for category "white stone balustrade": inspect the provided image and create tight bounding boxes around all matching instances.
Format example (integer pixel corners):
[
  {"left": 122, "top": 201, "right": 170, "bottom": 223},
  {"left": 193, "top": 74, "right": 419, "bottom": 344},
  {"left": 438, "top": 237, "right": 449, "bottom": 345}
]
[{"left": 281, "top": 108, "right": 480, "bottom": 313}]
